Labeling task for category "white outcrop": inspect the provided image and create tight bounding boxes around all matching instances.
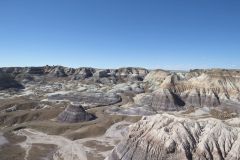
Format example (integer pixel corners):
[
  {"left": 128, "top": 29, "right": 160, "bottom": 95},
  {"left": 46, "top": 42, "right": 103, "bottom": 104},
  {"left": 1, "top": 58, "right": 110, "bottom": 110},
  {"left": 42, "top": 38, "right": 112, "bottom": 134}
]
[{"left": 107, "top": 114, "right": 240, "bottom": 160}]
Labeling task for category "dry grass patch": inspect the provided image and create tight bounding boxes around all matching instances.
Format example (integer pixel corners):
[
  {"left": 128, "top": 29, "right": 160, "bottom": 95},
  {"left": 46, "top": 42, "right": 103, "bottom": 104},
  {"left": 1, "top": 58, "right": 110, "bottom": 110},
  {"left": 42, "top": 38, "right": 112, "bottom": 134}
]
[{"left": 210, "top": 108, "right": 237, "bottom": 120}]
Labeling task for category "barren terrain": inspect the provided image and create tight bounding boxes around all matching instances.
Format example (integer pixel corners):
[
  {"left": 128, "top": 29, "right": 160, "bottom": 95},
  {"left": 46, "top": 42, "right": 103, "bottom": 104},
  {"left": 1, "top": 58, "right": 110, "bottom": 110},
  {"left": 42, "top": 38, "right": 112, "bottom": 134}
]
[{"left": 0, "top": 66, "right": 240, "bottom": 160}]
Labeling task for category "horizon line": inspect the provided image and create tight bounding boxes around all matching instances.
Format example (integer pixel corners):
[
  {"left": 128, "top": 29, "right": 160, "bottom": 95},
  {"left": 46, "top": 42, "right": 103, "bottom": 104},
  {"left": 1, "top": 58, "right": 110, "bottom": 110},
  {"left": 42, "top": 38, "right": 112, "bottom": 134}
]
[{"left": 1, "top": 65, "right": 240, "bottom": 71}]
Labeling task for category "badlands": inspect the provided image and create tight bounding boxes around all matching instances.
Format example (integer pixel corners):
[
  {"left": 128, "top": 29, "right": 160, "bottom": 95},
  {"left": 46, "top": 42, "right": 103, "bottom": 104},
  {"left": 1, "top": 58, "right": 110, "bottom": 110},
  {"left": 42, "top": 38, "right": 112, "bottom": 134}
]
[{"left": 0, "top": 66, "right": 240, "bottom": 160}]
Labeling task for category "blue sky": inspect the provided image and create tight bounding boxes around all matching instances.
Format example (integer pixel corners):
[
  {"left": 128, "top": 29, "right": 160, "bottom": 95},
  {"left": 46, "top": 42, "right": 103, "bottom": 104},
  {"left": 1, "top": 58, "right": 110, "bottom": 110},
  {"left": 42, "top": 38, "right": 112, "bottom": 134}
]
[{"left": 0, "top": 0, "right": 239, "bottom": 70}]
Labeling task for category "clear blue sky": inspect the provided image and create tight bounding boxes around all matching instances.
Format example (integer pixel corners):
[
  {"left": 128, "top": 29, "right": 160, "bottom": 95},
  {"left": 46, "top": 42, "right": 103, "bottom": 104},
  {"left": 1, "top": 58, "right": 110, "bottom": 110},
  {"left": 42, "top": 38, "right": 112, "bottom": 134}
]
[{"left": 0, "top": 0, "right": 239, "bottom": 70}]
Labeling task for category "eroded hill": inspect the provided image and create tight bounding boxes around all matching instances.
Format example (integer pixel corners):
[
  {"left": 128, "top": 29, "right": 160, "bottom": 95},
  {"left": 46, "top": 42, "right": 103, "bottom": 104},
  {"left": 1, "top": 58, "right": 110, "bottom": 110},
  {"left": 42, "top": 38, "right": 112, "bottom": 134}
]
[{"left": 0, "top": 66, "right": 240, "bottom": 160}]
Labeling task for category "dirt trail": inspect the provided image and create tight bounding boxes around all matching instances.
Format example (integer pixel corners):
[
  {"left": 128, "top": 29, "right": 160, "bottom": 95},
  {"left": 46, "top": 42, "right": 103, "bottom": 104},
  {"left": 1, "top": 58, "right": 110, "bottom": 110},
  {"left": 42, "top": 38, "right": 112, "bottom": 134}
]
[
  {"left": 14, "top": 120, "right": 132, "bottom": 160},
  {"left": 0, "top": 132, "right": 8, "bottom": 146},
  {"left": 16, "top": 129, "right": 87, "bottom": 160}
]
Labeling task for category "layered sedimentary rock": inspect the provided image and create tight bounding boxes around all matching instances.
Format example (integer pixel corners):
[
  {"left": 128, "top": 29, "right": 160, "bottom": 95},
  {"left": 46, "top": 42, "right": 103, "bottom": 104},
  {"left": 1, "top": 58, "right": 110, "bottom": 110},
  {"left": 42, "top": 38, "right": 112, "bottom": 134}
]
[
  {"left": 134, "top": 88, "right": 185, "bottom": 111},
  {"left": 107, "top": 114, "right": 240, "bottom": 160},
  {"left": 116, "top": 67, "right": 149, "bottom": 77},
  {"left": 140, "top": 69, "right": 240, "bottom": 111},
  {"left": 43, "top": 66, "right": 96, "bottom": 78},
  {"left": 144, "top": 69, "right": 170, "bottom": 88},
  {"left": 115, "top": 67, "right": 149, "bottom": 81},
  {"left": 0, "top": 71, "right": 23, "bottom": 90},
  {"left": 57, "top": 104, "right": 95, "bottom": 123},
  {"left": 48, "top": 92, "right": 122, "bottom": 108},
  {"left": 1, "top": 66, "right": 240, "bottom": 160},
  {"left": 0, "top": 66, "right": 148, "bottom": 83},
  {"left": 1, "top": 66, "right": 240, "bottom": 112},
  {"left": 93, "top": 69, "right": 111, "bottom": 78},
  {"left": 48, "top": 66, "right": 67, "bottom": 77},
  {"left": 72, "top": 67, "right": 95, "bottom": 79},
  {"left": 108, "top": 82, "right": 144, "bottom": 94}
]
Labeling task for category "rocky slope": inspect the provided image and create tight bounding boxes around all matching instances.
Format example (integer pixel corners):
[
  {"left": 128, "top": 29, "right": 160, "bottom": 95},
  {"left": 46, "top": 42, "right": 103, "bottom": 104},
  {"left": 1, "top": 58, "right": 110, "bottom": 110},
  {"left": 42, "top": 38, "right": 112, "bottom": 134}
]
[
  {"left": 1, "top": 66, "right": 240, "bottom": 113},
  {"left": 0, "top": 66, "right": 149, "bottom": 83},
  {"left": 107, "top": 114, "right": 240, "bottom": 160},
  {"left": 0, "top": 71, "right": 23, "bottom": 90},
  {"left": 48, "top": 91, "right": 122, "bottom": 108},
  {"left": 1, "top": 66, "right": 240, "bottom": 160},
  {"left": 132, "top": 69, "right": 240, "bottom": 113},
  {"left": 57, "top": 104, "right": 95, "bottom": 123}
]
